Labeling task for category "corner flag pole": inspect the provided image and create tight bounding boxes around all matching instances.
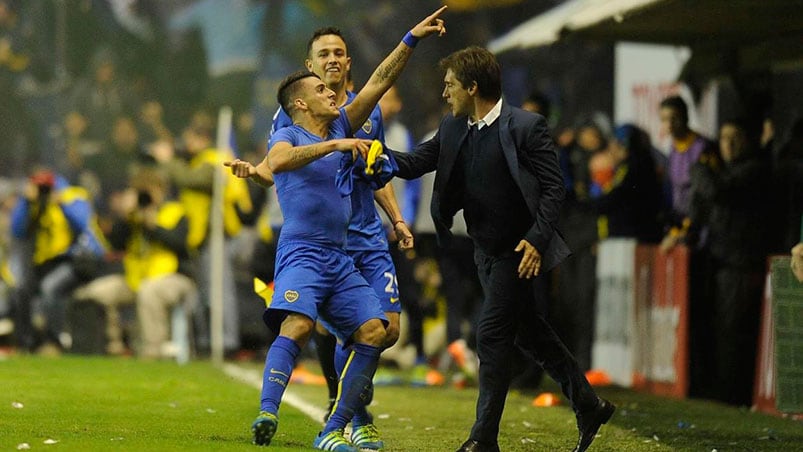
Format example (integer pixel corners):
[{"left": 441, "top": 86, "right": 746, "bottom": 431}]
[{"left": 211, "top": 106, "right": 232, "bottom": 366}]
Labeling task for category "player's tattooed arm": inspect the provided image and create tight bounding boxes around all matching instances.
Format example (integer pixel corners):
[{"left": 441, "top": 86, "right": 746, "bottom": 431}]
[
  {"left": 345, "top": 6, "right": 447, "bottom": 135},
  {"left": 268, "top": 139, "right": 372, "bottom": 173},
  {"left": 224, "top": 157, "right": 274, "bottom": 187}
]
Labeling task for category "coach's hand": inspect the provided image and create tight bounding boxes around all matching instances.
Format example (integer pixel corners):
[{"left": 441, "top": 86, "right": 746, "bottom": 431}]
[{"left": 515, "top": 239, "right": 541, "bottom": 279}]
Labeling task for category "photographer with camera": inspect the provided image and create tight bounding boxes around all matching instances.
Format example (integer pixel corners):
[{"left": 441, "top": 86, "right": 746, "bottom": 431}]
[
  {"left": 10, "top": 168, "right": 107, "bottom": 354},
  {"left": 101, "top": 167, "right": 198, "bottom": 359}
]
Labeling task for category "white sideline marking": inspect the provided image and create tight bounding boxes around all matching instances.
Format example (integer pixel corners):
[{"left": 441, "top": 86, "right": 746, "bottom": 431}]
[{"left": 223, "top": 363, "right": 327, "bottom": 423}]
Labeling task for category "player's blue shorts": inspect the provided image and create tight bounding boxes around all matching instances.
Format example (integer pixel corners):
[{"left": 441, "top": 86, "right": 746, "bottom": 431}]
[
  {"left": 264, "top": 241, "right": 387, "bottom": 343},
  {"left": 349, "top": 248, "right": 401, "bottom": 314}
]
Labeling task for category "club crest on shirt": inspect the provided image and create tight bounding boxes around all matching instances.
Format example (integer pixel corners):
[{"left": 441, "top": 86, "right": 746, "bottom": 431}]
[
  {"left": 284, "top": 290, "right": 299, "bottom": 303},
  {"left": 361, "top": 119, "right": 373, "bottom": 135}
]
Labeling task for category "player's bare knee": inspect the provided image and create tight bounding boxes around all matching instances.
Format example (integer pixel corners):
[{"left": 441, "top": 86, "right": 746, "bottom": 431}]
[
  {"left": 279, "top": 313, "right": 314, "bottom": 347},
  {"left": 383, "top": 315, "right": 401, "bottom": 348},
  {"left": 353, "top": 318, "right": 387, "bottom": 347},
  {"left": 314, "top": 320, "right": 330, "bottom": 335}
]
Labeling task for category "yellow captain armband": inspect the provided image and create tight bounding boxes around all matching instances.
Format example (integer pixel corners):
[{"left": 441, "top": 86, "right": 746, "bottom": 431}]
[{"left": 365, "top": 140, "right": 384, "bottom": 176}]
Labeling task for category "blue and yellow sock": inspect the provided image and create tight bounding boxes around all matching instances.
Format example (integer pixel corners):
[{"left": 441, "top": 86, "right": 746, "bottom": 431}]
[{"left": 325, "top": 343, "right": 381, "bottom": 432}]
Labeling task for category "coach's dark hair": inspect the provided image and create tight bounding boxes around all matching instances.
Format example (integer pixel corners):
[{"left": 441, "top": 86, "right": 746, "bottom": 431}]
[
  {"left": 660, "top": 95, "right": 688, "bottom": 123},
  {"left": 439, "top": 46, "right": 501, "bottom": 101},
  {"left": 277, "top": 70, "right": 320, "bottom": 113},
  {"left": 307, "top": 27, "right": 347, "bottom": 57}
]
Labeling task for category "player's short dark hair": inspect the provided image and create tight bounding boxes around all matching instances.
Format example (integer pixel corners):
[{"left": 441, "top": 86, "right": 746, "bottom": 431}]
[
  {"left": 439, "top": 46, "right": 502, "bottom": 101},
  {"left": 307, "top": 27, "right": 347, "bottom": 57},
  {"left": 277, "top": 70, "right": 321, "bottom": 112},
  {"left": 660, "top": 95, "right": 688, "bottom": 123}
]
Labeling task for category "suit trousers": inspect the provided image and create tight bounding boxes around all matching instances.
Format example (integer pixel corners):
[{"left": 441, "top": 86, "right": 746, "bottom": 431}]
[{"left": 469, "top": 247, "right": 598, "bottom": 444}]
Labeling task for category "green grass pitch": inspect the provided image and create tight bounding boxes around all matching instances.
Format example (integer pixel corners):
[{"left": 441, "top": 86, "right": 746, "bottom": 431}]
[{"left": 2, "top": 356, "right": 801, "bottom": 451}]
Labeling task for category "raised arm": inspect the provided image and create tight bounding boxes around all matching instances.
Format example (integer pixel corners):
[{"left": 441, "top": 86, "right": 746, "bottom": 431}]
[{"left": 345, "top": 6, "right": 447, "bottom": 134}]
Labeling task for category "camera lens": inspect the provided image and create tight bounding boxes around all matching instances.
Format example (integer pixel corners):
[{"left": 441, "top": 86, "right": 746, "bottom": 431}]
[{"left": 137, "top": 190, "right": 152, "bottom": 207}]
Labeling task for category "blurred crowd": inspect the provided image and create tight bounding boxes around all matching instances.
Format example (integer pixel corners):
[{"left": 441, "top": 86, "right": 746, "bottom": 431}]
[{"left": 1, "top": 0, "right": 801, "bottom": 410}]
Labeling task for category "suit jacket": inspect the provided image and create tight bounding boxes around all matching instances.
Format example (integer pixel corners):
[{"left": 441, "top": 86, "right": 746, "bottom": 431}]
[{"left": 393, "top": 101, "right": 570, "bottom": 271}]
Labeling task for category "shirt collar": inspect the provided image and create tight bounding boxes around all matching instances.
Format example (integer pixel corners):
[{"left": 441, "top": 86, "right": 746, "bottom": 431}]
[{"left": 468, "top": 98, "right": 503, "bottom": 130}]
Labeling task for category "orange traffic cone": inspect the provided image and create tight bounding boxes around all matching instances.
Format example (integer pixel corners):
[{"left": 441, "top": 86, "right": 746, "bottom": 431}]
[{"left": 532, "top": 392, "right": 561, "bottom": 407}]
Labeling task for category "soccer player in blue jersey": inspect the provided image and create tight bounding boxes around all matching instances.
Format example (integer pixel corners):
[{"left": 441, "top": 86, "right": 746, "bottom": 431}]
[
  {"left": 270, "top": 26, "right": 414, "bottom": 434},
  {"left": 225, "top": 7, "right": 446, "bottom": 451}
]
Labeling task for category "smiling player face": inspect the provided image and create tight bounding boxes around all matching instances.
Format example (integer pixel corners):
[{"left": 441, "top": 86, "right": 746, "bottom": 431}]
[{"left": 306, "top": 34, "right": 352, "bottom": 90}]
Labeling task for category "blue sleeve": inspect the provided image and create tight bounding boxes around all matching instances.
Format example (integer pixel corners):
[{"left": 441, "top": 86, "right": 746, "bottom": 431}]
[
  {"left": 268, "top": 127, "right": 296, "bottom": 150},
  {"left": 10, "top": 199, "right": 31, "bottom": 238},
  {"left": 60, "top": 197, "right": 92, "bottom": 233},
  {"left": 270, "top": 107, "right": 292, "bottom": 137}
]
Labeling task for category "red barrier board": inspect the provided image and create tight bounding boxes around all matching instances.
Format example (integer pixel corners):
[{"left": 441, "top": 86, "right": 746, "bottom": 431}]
[{"left": 631, "top": 244, "right": 689, "bottom": 398}]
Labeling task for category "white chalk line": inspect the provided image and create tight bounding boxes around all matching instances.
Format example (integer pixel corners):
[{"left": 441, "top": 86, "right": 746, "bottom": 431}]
[{"left": 223, "top": 363, "right": 328, "bottom": 424}]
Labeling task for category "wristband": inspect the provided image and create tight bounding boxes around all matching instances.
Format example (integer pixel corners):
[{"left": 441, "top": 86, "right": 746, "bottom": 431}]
[
  {"left": 402, "top": 31, "right": 418, "bottom": 48},
  {"left": 393, "top": 220, "right": 405, "bottom": 228}
]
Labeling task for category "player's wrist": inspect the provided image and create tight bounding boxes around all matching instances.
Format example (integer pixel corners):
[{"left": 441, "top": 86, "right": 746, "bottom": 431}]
[
  {"left": 402, "top": 31, "right": 418, "bottom": 48},
  {"left": 393, "top": 219, "right": 405, "bottom": 228}
]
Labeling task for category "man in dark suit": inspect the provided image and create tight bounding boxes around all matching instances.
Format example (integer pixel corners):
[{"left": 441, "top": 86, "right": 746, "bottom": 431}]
[{"left": 392, "top": 46, "right": 615, "bottom": 452}]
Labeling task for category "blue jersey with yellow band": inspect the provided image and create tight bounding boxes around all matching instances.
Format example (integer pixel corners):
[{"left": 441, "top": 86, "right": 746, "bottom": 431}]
[{"left": 271, "top": 91, "right": 388, "bottom": 251}]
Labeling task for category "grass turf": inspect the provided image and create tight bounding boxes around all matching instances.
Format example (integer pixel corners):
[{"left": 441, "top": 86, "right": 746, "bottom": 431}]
[{"left": 2, "top": 356, "right": 801, "bottom": 451}]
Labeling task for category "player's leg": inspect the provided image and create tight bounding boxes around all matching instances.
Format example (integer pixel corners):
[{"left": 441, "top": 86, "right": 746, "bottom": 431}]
[
  {"left": 347, "top": 251, "right": 400, "bottom": 435},
  {"left": 315, "top": 258, "right": 387, "bottom": 451},
  {"left": 253, "top": 312, "right": 314, "bottom": 446},
  {"left": 254, "top": 244, "right": 331, "bottom": 446},
  {"left": 312, "top": 321, "right": 339, "bottom": 420}
]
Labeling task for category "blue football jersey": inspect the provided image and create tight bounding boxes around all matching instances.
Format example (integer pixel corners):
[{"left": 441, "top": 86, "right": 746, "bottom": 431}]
[
  {"left": 271, "top": 92, "right": 388, "bottom": 252},
  {"left": 268, "top": 110, "right": 353, "bottom": 248}
]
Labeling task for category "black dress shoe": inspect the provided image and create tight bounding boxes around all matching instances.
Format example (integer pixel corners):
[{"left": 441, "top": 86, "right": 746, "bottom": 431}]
[
  {"left": 455, "top": 439, "right": 501, "bottom": 452},
  {"left": 573, "top": 398, "right": 616, "bottom": 452}
]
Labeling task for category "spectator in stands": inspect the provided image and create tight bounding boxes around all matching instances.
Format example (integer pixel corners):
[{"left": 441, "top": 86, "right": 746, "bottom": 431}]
[
  {"left": 521, "top": 90, "right": 551, "bottom": 124},
  {"left": 10, "top": 168, "right": 107, "bottom": 354},
  {"left": 554, "top": 119, "right": 607, "bottom": 371},
  {"left": 103, "top": 167, "right": 197, "bottom": 359},
  {"left": 590, "top": 124, "right": 663, "bottom": 243},
  {"left": 81, "top": 115, "right": 149, "bottom": 221},
  {"left": 150, "top": 117, "right": 253, "bottom": 357},
  {"left": 64, "top": 46, "right": 138, "bottom": 175},
  {"left": 689, "top": 118, "right": 771, "bottom": 406},
  {"left": 137, "top": 100, "right": 173, "bottom": 145},
  {"left": 656, "top": 95, "right": 716, "bottom": 399},
  {"left": 0, "top": 0, "right": 41, "bottom": 177},
  {"left": 657, "top": 95, "right": 716, "bottom": 243}
]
